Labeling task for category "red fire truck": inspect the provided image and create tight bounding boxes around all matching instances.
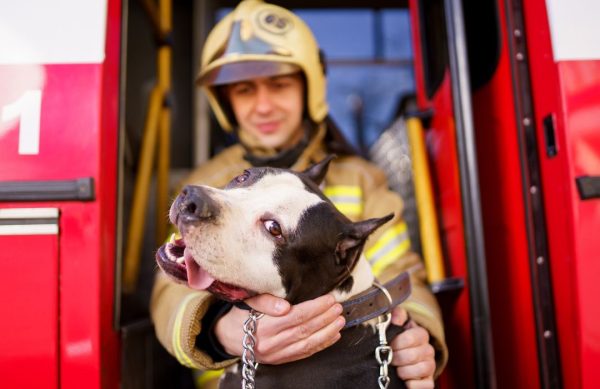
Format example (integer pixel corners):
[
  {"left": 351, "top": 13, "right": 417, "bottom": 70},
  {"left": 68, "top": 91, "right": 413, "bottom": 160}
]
[{"left": 1, "top": 0, "right": 598, "bottom": 388}]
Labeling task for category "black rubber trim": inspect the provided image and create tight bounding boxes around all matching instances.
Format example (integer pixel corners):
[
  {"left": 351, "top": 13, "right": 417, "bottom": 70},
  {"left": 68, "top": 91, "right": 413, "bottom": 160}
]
[
  {"left": 444, "top": 0, "right": 496, "bottom": 385},
  {"left": 430, "top": 277, "right": 465, "bottom": 294},
  {"left": 543, "top": 114, "right": 558, "bottom": 158},
  {"left": 0, "top": 178, "right": 95, "bottom": 202},
  {"left": 576, "top": 176, "right": 600, "bottom": 200},
  {"left": 505, "top": 0, "right": 563, "bottom": 386},
  {"left": 0, "top": 218, "right": 58, "bottom": 226},
  {"left": 405, "top": 108, "right": 434, "bottom": 121}
]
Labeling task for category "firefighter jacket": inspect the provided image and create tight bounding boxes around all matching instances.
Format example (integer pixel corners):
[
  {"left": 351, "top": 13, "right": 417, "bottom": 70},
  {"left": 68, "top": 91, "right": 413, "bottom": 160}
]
[{"left": 150, "top": 124, "right": 449, "bottom": 378}]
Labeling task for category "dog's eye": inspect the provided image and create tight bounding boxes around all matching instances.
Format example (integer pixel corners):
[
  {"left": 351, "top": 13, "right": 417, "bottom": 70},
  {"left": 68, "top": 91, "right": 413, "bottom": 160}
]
[
  {"left": 235, "top": 170, "right": 250, "bottom": 184},
  {"left": 263, "top": 220, "right": 282, "bottom": 238}
]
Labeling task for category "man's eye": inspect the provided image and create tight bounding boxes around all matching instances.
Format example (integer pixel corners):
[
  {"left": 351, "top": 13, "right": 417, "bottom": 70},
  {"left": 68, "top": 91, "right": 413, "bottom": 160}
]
[
  {"left": 271, "top": 80, "right": 291, "bottom": 90},
  {"left": 263, "top": 220, "right": 283, "bottom": 238},
  {"left": 235, "top": 170, "right": 250, "bottom": 183},
  {"left": 231, "top": 84, "right": 253, "bottom": 95}
]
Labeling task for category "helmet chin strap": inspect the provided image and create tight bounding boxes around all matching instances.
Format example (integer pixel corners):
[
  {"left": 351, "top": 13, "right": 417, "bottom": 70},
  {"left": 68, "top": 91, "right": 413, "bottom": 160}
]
[{"left": 240, "top": 120, "right": 316, "bottom": 168}]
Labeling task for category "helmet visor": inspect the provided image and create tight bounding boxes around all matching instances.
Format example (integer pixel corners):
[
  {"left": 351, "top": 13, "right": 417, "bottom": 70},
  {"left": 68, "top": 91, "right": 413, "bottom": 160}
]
[{"left": 199, "top": 60, "right": 300, "bottom": 86}]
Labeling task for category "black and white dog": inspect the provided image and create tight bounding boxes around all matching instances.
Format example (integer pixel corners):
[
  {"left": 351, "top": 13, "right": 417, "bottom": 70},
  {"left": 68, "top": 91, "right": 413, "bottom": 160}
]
[{"left": 156, "top": 156, "right": 410, "bottom": 389}]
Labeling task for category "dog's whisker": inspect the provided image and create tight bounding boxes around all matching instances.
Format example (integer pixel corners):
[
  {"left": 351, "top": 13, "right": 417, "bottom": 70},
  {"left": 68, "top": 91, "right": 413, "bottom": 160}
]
[{"left": 350, "top": 330, "right": 368, "bottom": 346}]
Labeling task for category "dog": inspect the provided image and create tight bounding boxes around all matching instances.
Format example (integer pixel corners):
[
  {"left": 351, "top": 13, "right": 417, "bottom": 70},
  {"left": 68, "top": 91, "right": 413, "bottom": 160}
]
[{"left": 156, "top": 156, "right": 410, "bottom": 389}]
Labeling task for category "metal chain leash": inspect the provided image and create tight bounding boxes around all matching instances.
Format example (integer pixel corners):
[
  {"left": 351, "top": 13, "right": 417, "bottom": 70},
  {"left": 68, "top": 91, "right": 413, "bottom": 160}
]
[
  {"left": 241, "top": 309, "right": 264, "bottom": 389},
  {"left": 240, "top": 282, "right": 395, "bottom": 389}
]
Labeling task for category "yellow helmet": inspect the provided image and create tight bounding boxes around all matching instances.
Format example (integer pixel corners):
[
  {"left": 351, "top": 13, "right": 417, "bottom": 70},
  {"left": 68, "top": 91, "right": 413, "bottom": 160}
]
[{"left": 197, "top": 0, "right": 328, "bottom": 132}]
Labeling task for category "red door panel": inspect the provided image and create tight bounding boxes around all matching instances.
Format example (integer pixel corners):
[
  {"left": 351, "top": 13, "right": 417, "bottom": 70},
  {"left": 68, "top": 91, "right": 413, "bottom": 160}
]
[{"left": 0, "top": 208, "right": 60, "bottom": 389}]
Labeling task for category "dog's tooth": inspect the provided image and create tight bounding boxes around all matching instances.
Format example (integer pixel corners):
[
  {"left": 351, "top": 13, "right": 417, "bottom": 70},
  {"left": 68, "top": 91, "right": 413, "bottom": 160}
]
[
  {"left": 176, "top": 255, "right": 185, "bottom": 264},
  {"left": 166, "top": 244, "right": 178, "bottom": 262},
  {"left": 169, "top": 233, "right": 176, "bottom": 244}
]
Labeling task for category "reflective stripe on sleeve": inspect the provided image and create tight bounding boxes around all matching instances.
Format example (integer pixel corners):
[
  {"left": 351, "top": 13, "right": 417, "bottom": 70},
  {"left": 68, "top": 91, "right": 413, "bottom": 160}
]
[
  {"left": 172, "top": 292, "right": 203, "bottom": 369},
  {"left": 197, "top": 369, "right": 225, "bottom": 387},
  {"left": 403, "top": 300, "right": 437, "bottom": 322},
  {"left": 366, "top": 221, "right": 411, "bottom": 276},
  {"left": 323, "top": 185, "right": 363, "bottom": 217}
]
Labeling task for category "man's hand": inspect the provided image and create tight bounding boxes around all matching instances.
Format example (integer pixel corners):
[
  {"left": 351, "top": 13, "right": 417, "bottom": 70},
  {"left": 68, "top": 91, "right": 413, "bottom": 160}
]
[
  {"left": 390, "top": 306, "right": 436, "bottom": 388},
  {"left": 214, "top": 293, "right": 345, "bottom": 365}
]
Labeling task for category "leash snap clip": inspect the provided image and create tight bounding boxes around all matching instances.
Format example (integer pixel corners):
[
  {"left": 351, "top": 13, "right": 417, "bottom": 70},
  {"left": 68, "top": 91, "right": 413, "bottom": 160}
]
[
  {"left": 376, "top": 312, "right": 392, "bottom": 346},
  {"left": 372, "top": 282, "right": 394, "bottom": 389}
]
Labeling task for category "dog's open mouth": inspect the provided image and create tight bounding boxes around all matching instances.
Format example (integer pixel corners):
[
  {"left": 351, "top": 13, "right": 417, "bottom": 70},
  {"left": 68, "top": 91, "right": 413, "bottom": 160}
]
[{"left": 156, "top": 234, "right": 256, "bottom": 302}]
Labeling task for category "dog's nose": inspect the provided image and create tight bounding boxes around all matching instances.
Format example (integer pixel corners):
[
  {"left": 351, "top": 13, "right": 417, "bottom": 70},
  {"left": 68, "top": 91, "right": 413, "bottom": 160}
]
[{"left": 177, "top": 185, "right": 219, "bottom": 224}]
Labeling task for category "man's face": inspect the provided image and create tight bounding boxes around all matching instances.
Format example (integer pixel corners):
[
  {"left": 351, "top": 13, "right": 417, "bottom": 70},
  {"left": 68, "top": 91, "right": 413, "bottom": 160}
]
[{"left": 225, "top": 73, "right": 305, "bottom": 150}]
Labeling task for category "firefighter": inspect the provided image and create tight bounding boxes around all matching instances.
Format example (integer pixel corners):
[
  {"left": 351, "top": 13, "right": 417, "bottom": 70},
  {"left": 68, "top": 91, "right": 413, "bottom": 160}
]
[{"left": 150, "top": 0, "right": 447, "bottom": 386}]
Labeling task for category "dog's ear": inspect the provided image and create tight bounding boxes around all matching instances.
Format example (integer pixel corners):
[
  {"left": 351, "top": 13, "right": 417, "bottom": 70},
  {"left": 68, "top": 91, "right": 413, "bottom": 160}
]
[
  {"left": 335, "top": 213, "right": 394, "bottom": 267},
  {"left": 302, "top": 155, "right": 336, "bottom": 185}
]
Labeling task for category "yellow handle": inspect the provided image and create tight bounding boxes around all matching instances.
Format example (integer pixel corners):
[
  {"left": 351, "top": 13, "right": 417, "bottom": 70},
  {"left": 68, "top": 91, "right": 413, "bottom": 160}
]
[
  {"left": 123, "top": 86, "right": 164, "bottom": 293},
  {"left": 156, "top": 0, "right": 172, "bottom": 247},
  {"left": 406, "top": 117, "right": 446, "bottom": 283},
  {"left": 123, "top": 0, "right": 172, "bottom": 293}
]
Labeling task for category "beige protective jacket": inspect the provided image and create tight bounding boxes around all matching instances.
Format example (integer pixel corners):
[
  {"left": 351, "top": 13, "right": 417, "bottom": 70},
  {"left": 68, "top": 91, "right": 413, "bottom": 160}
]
[{"left": 150, "top": 126, "right": 448, "bottom": 377}]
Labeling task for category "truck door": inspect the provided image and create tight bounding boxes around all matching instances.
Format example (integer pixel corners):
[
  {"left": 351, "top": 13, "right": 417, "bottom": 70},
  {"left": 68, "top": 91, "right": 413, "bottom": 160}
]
[
  {"left": 0, "top": 1, "right": 121, "bottom": 388},
  {"left": 409, "top": 0, "right": 495, "bottom": 387},
  {"left": 410, "top": 0, "right": 600, "bottom": 387}
]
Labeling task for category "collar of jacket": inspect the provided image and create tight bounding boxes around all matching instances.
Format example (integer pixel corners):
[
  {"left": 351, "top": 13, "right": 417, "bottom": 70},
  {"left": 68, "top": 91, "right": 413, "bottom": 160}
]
[{"left": 239, "top": 122, "right": 327, "bottom": 169}]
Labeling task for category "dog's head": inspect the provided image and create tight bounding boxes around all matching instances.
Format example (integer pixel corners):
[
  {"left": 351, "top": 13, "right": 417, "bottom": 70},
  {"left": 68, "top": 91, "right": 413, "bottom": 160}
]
[{"left": 156, "top": 156, "right": 393, "bottom": 304}]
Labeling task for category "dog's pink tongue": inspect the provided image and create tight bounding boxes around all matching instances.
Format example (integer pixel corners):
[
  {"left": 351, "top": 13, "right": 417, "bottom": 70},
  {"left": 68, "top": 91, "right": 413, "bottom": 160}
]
[{"left": 184, "top": 251, "right": 215, "bottom": 290}]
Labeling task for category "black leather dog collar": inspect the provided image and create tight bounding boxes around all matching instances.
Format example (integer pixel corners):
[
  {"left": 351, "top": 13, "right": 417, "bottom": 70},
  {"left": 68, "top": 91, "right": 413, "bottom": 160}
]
[
  {"left": 341, "top": 271, "right": 412, "bottom": 328},
  {"left": 233, "top": 271, "right": 412, "bottom": 329}
]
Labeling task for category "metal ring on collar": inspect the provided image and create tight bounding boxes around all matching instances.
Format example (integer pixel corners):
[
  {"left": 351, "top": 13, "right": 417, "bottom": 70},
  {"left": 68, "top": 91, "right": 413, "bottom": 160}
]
[{"left": 372, "top": 281, "right": 394, "bottom": 311}]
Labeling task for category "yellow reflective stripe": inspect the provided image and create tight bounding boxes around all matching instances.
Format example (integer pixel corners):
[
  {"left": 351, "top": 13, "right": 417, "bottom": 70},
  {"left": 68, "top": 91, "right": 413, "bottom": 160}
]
[
  {"left": 370, "top": 239, "right": 411, "bottom": 276},
  {"left": 323, "top": 186, "right": 363, "bottom": 217},
  {"left": 366, "top": 222, "right": 410, "bottom": 276},
  {"left": 332, "top": 202, "right": 363, "bottom": 216},
  {"left": 323, "top": 185, "right": 362, "bottom": 197},
  {"left": 172, "top": 292, "right": 202, "bottom": 369},
  {"left": 366, "top": 221, "right": 408, "bottom": 259},
  {"left": 403, "top": 300, "right": 436, "bottom": 321},
  {"left": 196, "top": 369, "right": 224, "bottom": 387}
]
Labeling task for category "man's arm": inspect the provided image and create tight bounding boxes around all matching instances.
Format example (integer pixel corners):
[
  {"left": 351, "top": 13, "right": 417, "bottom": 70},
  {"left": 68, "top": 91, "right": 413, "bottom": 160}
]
[{"left": 150, "top": 272, "right": 239, "bottom": 370}]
